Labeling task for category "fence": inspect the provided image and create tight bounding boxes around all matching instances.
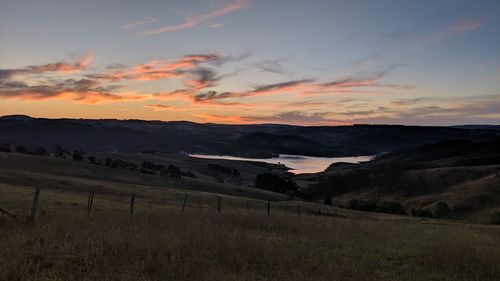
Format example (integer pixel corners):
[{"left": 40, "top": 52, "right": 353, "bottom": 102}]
[{"left": 0, "top": 186, "right": 344, "bottom": 223}]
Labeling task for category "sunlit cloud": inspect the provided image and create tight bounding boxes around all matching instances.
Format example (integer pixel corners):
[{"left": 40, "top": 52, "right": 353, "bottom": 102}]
[
  {"left": 143, "top": 0, "right": 249, "bottom": 35},
  {"left": 0, "top": 51, "right": 94, "bottom": 79},
  {"left": 143, "top": 104, "right": 187, "bottom": 111},
  {"left": 0, "top": 75, "right": 147, "bottom": 104},
  {"left": 122, "top": 16, "right": 158, "bottom": 29}
]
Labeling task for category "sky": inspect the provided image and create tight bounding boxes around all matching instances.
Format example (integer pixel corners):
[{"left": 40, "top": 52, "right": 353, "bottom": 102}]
[{"left": 0, "top": 0, "right": 499, "bottom": 126}]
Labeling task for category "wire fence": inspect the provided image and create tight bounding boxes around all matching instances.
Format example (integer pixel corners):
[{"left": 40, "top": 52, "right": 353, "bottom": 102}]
[{"left": 0, "top": 186, "right": 348, "bottom": 224}]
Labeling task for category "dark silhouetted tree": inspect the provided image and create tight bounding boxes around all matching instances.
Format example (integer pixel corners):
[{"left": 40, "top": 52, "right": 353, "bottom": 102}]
[
  {"left": 434, "top": 202, "right": 450, "bottom": 218},
  {"left": 15, "top": 146, "right": 30, "bottom": 154},
  {"left": 255, "top": 173, "right": 297, "bottom": 193},
  {"left": 167, "top": 164, "right": 182, "bottom": 178},
  {"left": 0, "top": 143, "right": 11, "bottom": 153},
  {"left": 35, "top": 147, "right": 48, "bottom": 156},
  {"left": 324, "top": 195, "right": 332, "bottom": 205},
  {"left": 72, "top": 149, "right": 85, "bottom": 161},
  {"left": 53, "top": 146, "right": 67, "bottom": 158},
  {"left": 88, "top": 156, "right": 97, "bottom": 164}
]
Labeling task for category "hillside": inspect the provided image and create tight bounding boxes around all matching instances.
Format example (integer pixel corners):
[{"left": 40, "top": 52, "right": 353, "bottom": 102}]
[
  {"left": 297, "top": 138, "right": 500, "bottom": 224},
  {"left": 1, "top": 115, "right": 498, "bottom": 157}
]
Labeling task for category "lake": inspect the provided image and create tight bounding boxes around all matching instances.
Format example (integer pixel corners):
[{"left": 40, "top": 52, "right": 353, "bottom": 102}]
[{"left": 189, "top": 154, "right": 374, "bottom": 174}]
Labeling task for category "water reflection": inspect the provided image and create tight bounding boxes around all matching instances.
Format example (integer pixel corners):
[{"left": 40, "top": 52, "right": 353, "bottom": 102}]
[{"left": 189, "top": 154, "right": 373, "bottom": 174}]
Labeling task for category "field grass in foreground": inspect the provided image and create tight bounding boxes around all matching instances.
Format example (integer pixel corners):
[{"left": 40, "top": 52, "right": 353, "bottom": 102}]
[{"left": 1, "top": 206, "right": 499, "bottom": 281}]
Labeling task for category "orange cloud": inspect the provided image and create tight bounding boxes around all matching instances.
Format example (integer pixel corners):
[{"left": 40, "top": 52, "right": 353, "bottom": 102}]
[
  {"left": 0, "top": 51, "right": 94, "bottom": 79},
  {"left": 97, "top": 54, "right": 223, "bottom": 82},
  {"left": 0, "top": 78, "right": 148, "bottom": 104},
  {"left": 143, "top": 0, "right": 248, "bottom": 35},
  {"left": 143, "top": 104, "right": 187, "bottom": 111}
]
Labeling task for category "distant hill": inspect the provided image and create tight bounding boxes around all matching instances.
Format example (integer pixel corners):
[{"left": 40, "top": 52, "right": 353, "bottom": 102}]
[
  {"left": 299, "top": 138, "right": 500, "bottom": 224},
  {"left": 451, "top": 125, "right": 500, "bottom": 131},
  {"left": 0, "top": 115, "right": 499, "bottom": 158}
]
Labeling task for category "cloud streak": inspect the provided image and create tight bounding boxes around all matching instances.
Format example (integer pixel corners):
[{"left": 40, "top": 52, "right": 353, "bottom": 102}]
[
  {"left": 143, "top": 0, "right": 248, "bottom": 35},
  {"left": 122, "top": 16, "right": 158, "bottom": 29},
  {"left": 0, "top": 78, "right": 147, "bottom": 104},
  {"left": 0, "top": 51, "right": 94, "bottom": 79}
]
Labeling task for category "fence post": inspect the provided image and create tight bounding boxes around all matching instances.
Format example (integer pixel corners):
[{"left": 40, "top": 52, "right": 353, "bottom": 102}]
[
  {"left": 297, "top": 205, "right": 301, "bottom": 216},
  {"left": 284, "top": 200, "right": 288, "bottom": 215},
  {"left": 87, "top": 190, "right": 95, "bottom": 217},
  {"left": 318, "top": 208, "right": 322, "bottom": 217},
  {"left": 267, "top": 201, "right": 270, "bottom": 216},
  {"left": 246, "top": 200, "right": 250, "bottom": 215},
  {"left": 182, "top": 194, "right": 188, "bottom": 212},
  {"left": 130, "top": 193, "right": 136, "bottom": 218},
  {"left": 217, "top": 196, "right": 222, "bottom": 212},
  {"left": 30, "top": 187, "right": 40, "bottom": 222}
]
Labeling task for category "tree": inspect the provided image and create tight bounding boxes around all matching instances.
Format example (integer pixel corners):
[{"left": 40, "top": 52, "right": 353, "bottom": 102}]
[
  {"left": 72, "top": 149, "right": 85, "bottom": 161},
  {"left": 35, "top": 147, "right": 48, "bottom": 156},
  {"left": 255, "top": 173, "right": 297, "bottom": 193},
  {"left": 167, "top": 164, "right": 182, "bottom": 178},
  {"left": 53, "top": 146, "right": 67, "bottom": 158},
  {"left": 15, "top": 146, "right": 30, "bottom": 154},
  {"left": 0, "top": 143, "right": 11, "bottom": 153},
  {"left": 324, "top": 195, "right": 332, "bottom": 205},
  {"left": 88, "top": 156, "right": 97, "bottom": 164},
  {"left": 434, "top": 202, "right": 450, "bottom": 218}
]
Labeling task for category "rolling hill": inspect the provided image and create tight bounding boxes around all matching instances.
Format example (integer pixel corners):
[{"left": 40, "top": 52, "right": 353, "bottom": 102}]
[{"left": 1, "top": 115, "right": 498, "bottom": 157}]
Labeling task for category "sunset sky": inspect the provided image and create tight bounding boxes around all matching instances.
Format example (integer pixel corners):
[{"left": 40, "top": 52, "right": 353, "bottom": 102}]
[{"left": 1, "top": 0, "right": 499, "bottom": 125}]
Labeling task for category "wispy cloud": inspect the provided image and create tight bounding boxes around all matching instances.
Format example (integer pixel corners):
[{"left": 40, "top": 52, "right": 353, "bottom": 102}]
[
  {"left": 0, "top": 78, "right": 147, "bottom": 104},
  {"left": 432, "top": 19, "right": 482, "bottom": 40},
  {"left": 0, "top": 51, "right": 94, "bottom": 79},
  {"left": 193, "top": 72, "right": 412, "bottom": 103},
  {"left": 143, "top": 104, "right": 187, "bottom": 111},
  {"left": 122, "top": 16, "right": 159, "bottom": 29},
  {"left": 210, "top": 23, "right": 224, "bottom": 29},
  {"left": 143, "top": 0, "right": 249, "bottom": 35},
  {"left": 352, "top": 18, "right": 483, "bottom": 68}
]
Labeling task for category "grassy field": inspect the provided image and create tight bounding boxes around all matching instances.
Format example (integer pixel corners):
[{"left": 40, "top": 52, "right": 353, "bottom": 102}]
[
  {"left": 1, "top": 203, "right": 499, "bottom": 281},
  {"left": 1, "top": 152, "right": 500, "bottom": 280}
]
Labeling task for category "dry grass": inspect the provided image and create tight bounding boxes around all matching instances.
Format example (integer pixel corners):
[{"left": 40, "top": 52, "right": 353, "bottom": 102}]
[{"left": 1, "top": 206, "right": 499, "bottom": 281}]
